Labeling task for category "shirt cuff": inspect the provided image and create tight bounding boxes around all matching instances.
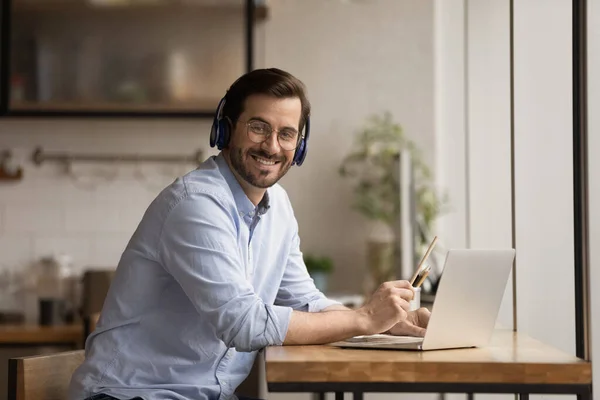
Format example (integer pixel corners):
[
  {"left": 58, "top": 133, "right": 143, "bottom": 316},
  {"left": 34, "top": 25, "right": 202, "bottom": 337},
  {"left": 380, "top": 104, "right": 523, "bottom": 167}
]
[
  {"left": 307, "top": 297, "right": 344, "bottom": 313},
  {"left": 266, "top": 304, "right": 293, "bottom": 346}
]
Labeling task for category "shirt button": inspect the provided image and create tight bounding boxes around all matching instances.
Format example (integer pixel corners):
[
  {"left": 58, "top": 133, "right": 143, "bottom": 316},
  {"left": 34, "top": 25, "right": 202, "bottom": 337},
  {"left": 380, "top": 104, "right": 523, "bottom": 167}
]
[{"left": 239, "top": 211, "right": 244, "bottom": 217}]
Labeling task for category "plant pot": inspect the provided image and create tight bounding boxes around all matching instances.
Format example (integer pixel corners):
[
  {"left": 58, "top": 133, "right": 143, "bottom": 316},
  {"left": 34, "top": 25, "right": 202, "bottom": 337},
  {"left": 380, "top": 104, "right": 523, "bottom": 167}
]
[
  {"left": 364, "top": 221, "right": 396, "bottom": 296},
  {"left": 310, "top": 271, "right": 329, "bottom": 293}
]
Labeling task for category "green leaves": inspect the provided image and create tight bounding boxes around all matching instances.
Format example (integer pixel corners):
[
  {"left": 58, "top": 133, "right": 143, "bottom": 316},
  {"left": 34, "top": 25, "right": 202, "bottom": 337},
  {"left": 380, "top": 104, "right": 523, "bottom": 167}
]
[
  {"left": 304, "top": 254, "right": 334, "bottom": 274},
  {"left": 338, "top": 112, "right": 448, "bottom": 239}
]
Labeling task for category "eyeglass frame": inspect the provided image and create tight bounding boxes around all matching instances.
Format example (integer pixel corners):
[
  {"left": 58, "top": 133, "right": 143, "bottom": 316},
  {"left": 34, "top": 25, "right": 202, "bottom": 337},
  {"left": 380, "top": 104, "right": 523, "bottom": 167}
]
[{"left": 236, "top": 119, "right": 305, "bottom": 151}]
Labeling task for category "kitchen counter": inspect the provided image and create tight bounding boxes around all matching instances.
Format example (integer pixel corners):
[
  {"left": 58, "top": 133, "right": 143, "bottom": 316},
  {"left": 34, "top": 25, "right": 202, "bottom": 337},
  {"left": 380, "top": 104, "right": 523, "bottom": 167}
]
[
  {"left": 0, "top": 324, "right": 83, "bottom": 346},
  {"left": 0, "top": 324, "right": 85, "bottom": 400}
]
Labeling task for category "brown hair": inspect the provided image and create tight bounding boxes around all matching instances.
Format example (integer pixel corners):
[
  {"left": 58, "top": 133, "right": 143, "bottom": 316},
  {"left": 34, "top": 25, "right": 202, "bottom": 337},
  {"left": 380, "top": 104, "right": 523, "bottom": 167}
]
[{"left": 222, "top": 68, "right": 311, "bottom": 134}]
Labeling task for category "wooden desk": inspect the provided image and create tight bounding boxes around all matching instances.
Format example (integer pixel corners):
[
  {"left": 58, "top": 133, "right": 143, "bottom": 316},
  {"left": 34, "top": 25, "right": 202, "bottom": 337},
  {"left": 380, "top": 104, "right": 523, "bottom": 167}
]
[{"left": 266, "top": 329, "right": 592, "bottom": 400}]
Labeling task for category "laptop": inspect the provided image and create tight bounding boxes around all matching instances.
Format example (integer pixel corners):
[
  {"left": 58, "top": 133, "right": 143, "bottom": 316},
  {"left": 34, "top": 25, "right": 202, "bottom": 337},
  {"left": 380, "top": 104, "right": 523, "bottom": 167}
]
[{"left": 329, "top": 248, "right": 516, "bottom": 351}]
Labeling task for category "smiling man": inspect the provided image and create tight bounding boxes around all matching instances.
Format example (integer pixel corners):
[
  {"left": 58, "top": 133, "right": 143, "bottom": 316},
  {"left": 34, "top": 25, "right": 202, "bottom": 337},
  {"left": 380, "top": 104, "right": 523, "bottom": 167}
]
[
  {"left": 68, "top": 68, "right": 430, "bottom": 400},
  {"left": 223, "top": 93, "right": 301, "bottom": 202}
]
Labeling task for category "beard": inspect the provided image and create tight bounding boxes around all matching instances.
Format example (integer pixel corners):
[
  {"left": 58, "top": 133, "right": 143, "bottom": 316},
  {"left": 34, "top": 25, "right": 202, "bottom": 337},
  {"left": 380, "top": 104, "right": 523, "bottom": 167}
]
[{"left": 229, "top": 146, "right": 292, "bottom": 189}]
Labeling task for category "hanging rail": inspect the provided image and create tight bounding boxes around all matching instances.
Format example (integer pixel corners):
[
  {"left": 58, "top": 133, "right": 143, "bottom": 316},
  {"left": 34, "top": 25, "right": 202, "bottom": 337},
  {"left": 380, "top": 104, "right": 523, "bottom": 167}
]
[{"left": 31, "top": 146, "right": 204, "bottom": 166}]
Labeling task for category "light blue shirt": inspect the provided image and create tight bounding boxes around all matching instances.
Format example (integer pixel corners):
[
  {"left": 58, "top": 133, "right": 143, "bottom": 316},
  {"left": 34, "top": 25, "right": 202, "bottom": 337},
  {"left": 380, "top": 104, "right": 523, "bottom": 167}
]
[{"left": 69, "top": 154, "right": 340, "bottom": 400}]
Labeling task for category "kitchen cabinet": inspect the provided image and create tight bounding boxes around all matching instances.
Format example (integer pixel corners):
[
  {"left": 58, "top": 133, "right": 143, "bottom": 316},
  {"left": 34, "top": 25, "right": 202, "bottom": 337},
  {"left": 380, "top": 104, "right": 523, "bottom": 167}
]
[{"left": 0, "top": 0, "right": 266, "bottom": 117}]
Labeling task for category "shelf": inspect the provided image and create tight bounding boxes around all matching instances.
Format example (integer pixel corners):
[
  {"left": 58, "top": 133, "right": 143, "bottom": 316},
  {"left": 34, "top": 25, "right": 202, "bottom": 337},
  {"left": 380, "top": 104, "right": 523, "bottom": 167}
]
[
  {"left": 6, "top": 99, "right": 220, "bottom": 117},
  {"left": 13, "top": 1, "right": 269, "bottom": 20},
  {"left": 3, "top": 0, "right": 260, "bottom": 119},
  {"left": 11, "top": 99, "right": 219, "bottom": 111}
]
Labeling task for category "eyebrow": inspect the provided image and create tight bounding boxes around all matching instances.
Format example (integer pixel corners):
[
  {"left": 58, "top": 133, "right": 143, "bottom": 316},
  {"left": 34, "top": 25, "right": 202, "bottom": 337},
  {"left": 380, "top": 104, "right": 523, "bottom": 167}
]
[{"left": 248, "top": 116, "right": 299, "bottom": 132}]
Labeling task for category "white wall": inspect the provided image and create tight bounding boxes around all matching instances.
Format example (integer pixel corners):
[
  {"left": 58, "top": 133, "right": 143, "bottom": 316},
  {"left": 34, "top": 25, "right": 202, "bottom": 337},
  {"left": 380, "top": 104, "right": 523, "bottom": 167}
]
[
  {"left": 513, "top": 0, "right": 575, "bottom": 361},
  {"left": 437, "top": 0, "right": 576, "bottom": 344},
  {"left": 465, "top": 0, "right": 513, "bottom": 331},
  {"left": 434, "top": 0, "right": 468, "bottom": 254},
  {"left": 435, "top": 0, "right": 515, "bottom": 334}
]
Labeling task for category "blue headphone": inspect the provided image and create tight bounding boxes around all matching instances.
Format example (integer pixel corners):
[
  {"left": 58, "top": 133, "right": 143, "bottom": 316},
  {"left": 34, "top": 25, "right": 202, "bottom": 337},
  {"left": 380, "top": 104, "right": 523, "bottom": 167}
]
[{"left": 209, "top": 96, "right": 310, "bottom": 167}]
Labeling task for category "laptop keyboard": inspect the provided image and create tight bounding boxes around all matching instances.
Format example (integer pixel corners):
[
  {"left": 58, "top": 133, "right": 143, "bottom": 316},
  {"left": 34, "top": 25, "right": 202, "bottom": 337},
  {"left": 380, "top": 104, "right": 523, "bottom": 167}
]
[{"left": 346, "top": 334, "right": 424, "bottom": 345}]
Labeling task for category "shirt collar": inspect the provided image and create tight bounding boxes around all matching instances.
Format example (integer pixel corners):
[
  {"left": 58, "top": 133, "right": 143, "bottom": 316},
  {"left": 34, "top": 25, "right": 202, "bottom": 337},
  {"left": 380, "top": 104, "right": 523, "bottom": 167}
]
[
  {"left": 257, "top": 191, "right": 270, "bottom": 216},
  {"left": 215, "top": 153, "right": 271, "bottom": 217}
]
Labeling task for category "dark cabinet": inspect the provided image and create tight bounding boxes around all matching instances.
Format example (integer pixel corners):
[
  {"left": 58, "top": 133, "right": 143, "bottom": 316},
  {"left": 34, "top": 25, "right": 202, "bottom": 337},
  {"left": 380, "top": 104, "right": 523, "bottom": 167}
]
[{"left": 0, "top": 0, "right": 266, "bottom": 117}]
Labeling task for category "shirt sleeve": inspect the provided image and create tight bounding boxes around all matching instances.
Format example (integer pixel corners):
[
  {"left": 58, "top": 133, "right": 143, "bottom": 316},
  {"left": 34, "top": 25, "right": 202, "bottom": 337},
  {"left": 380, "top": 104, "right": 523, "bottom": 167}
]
[
  {"left": 275, "top": 219, "right": 343, "bottom": 312},
  {"left": 157, "top": 191, "right": 292, "bottom": 352}
]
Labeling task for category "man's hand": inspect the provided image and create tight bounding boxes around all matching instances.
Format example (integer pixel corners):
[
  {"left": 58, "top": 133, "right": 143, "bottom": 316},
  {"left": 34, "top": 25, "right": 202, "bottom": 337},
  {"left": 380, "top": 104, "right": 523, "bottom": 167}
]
[
  {"left": 355, "top": 280, "right": 415, "bottom": 335},
  {"left": 387, "top": 307, "right": 431, "bottom": 337},
  {"left": 283, "top": 280, "right": 424, "bottom": 345}
]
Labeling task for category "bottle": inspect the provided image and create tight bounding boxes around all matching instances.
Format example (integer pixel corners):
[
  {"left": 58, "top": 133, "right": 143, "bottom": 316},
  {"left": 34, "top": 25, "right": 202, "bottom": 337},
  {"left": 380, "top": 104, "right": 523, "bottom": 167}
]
[
  {"left": 34, "top": 254, "right": 74, "bottom": 325},
  {"left": 35, "top": 256, "right": 63, "bottom": 300}
]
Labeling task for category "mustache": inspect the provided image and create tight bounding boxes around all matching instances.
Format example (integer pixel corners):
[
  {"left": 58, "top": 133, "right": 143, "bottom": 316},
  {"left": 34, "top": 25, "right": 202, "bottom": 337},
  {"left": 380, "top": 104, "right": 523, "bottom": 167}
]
[{"left": 249, "top": 151, "right": 283, "bottom": 162}]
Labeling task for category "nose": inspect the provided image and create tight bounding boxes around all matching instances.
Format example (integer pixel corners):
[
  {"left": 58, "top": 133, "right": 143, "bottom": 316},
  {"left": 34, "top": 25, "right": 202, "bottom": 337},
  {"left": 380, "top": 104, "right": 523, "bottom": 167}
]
[{"left": 261, "top": 132, "right": 281, "bottom": 155}]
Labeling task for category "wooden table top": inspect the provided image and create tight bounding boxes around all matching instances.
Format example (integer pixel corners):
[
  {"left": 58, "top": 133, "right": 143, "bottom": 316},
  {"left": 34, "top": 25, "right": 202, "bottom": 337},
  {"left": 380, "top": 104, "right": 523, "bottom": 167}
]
[
  {"left": 265, "top": 329, "right": 591, "bottom": 385},
  {"left": 0, "top": 324, "right": 83, "bottom": 345}
]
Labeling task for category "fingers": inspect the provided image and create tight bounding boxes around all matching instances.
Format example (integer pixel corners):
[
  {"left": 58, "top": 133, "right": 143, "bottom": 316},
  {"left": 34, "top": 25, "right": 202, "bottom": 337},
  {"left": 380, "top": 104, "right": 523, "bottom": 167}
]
[
  {"left": 376, "top": 281, "right": 414, "bottom": 312},
  {"left": 384, "top": 288, "right": 413, "bottom": 312},
  {"left": 379, "top": 281, "right": 415, "bottom": 300},
  {"left": 389, "top": 320, "right": 427, "bottom": 337},
  {"left": 394, "top": 306, "right": 408, "bottom": 322},
  {"left": 407, "top": 307, "right": 431, "bottom": 329},
  {"left": 398, "top": 287, "right": 415, "bottom": 301},
  {"left": 417, "top": 307, "right": 431, "bottom": 327},
  {"left": 381, "top": 280, "right": 414, "bottom": 290},
  {"left": 403, "top": 324, "right": 427, "bottom": 337}
]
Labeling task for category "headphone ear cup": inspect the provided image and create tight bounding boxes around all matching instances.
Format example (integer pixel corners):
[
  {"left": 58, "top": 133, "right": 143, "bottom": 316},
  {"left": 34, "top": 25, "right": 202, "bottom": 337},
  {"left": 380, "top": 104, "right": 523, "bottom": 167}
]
[
  {"left": 216, "top": 119, "right": 228, "bottom": 150},
  {"left": 210, "top": 118, "right": 219, "bottom": 148},
  {"left": 211, "top": 96, "right": 227, "bottom": 149},
  {"left": 293, "top": 137, "right": 307, "bottom": 166},
  {"left": 293, "top": 116, "right": 310, "bottom": 166},
  {"left": 218, "top": 118, "right": 233, "bottom": 150}
]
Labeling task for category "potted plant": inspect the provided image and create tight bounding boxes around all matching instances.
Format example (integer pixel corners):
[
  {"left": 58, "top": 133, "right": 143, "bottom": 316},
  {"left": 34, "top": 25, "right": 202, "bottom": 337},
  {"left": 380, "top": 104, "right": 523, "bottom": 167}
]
[
  {"left": 338, "top": 112, "right": 448, "bottom": 289},
  {"left": 304, "top": 254, "right": 334, "bottom": 293}
]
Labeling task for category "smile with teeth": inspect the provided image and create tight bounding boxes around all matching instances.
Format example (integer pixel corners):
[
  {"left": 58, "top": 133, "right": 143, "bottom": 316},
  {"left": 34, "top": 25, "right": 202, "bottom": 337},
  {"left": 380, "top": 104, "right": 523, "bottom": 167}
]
[{"left": 252, "top": 155, "right": 278, "bottom": 166}]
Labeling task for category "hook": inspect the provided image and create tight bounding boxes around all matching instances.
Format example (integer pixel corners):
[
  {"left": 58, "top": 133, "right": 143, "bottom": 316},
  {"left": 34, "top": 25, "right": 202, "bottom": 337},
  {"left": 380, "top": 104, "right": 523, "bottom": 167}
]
[{"left": 0, "top": 150, "right": 23, "bottom": 181}]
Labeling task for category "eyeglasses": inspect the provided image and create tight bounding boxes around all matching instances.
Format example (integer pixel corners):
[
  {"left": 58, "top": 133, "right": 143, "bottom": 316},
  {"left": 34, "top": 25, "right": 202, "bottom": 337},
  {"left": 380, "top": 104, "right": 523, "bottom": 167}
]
[{"left": 241, "top": 120, "right": 302, "bottom": 151}]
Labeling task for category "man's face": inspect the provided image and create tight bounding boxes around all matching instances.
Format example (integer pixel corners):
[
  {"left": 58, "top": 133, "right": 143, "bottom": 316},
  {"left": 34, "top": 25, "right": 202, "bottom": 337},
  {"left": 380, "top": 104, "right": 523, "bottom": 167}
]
[{"left": 226, "top": 94, "right": 302, "bottom": 189}]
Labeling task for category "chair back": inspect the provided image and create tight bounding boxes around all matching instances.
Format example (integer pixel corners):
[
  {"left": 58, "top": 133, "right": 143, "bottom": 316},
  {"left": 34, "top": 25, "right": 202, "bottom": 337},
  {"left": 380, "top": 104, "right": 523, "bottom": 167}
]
[{"left": 8, "top": 350, "right": 85, "bottom": 400}]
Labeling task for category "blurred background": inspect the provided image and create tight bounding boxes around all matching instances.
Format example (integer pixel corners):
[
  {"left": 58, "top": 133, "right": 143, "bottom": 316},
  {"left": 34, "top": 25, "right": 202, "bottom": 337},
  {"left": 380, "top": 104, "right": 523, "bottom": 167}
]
[{"left": 0, "top": 1, "right": 599, "bottom": 400}]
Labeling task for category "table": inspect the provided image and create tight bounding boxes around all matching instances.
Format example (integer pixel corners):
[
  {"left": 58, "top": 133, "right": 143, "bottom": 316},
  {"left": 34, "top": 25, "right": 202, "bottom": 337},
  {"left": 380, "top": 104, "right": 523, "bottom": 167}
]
[{"left": 265, "top": 329, "right": 592, "bottom": 400}]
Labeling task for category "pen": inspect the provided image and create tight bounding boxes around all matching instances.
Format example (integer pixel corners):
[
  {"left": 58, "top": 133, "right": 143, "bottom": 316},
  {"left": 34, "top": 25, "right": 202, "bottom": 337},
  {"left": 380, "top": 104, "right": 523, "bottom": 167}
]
[
  {"left": 413, "top": 264, "right": 431, "bottom": 288},
  {"left": 410, "top": 235, "right": 438, "bottom": 286}
]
